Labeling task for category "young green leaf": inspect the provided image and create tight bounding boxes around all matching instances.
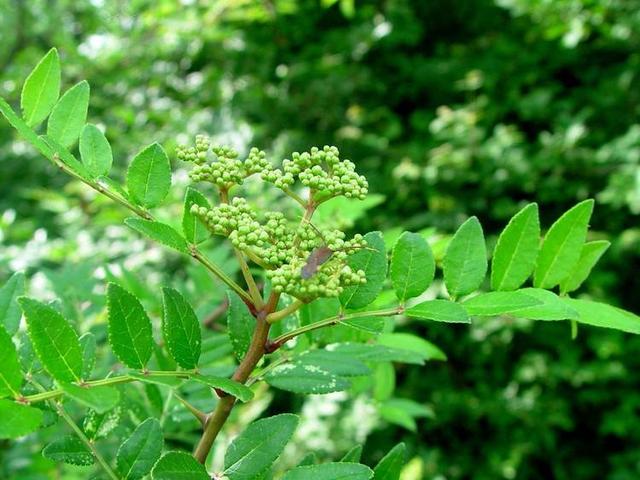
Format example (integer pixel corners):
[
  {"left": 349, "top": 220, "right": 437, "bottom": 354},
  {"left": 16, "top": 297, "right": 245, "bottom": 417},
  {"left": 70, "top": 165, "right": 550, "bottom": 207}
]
[
  {"left": 341, "top": 445, "right": 363, "bottom": 463},
  {"left": 377, "top": 333, "right": 447, "bottom": 361},
  {"left": 405, "top": 299, "right": 470, "bottom": 323},
  {"left": 328, "top": 343, "right": 428, "bottom": 365},
  {"left": 443, "top": 217, "right": 487, "bottom": 298},
  {"left": 283, "top": 463, "right": 374, "bottom": 480},
  {"left": 61, "top": 384, "right": 120, "bottom": 414},
  {"left": 188, "top": 375, "right": 254, "bottom": 403},
  {"left": 390, "top": 231, "right": 435, "bottom": 301},
  {"left": 46, "top": 80, "right": 90, "bottom": 147},
  {"left": 125, "top": 218, "right": 188, "bottom": 254},
  {"left": 0, "top": 399, "right": 43, "bottom": 439},
  {"left": 42, "top": 436, "right": 94, "bottom": 466},
  {"left": 534, "top": 199, "right": 594, "bottom": 289},
  {"left": 182, "top": 187, "right": 211, "bottom": 244},
  {"left": 79, "top": 124, "right": 113, "bottom": 177},
  {"left": 21, "top": 48, "right": 61, "bottom": 127},
  {"left": 561, "top": 298, "right": 640, "bottom": 334},
  {"left": 107, "top": 283, "right": 154, "bottom": 370},
  {"left": 0, "top": 271, "right": 25, "bottom": 335},
  {"left": 559, "top": 240, "right": 610, "bottom": 294},
  {"left": 227, "top": 291, "right": 254, "bottom": 361},
  {"left": 462, "top": 291, "right": 541, "bottom": 316},
  {"left": 126, "top": 142, "right": 171, "bottom": 208},
  {"left": 266, "top": 363, "right": 351, "bottom": 394},
  {"left": 0, "top": 326, "right": 22, "bottom": 398},
  {"left": 152, "top": 451, "right": 209, "bottom": 480},
  {"left": 79, "top": 332, "right": 96, "bottom": 379},
  {"left": 297, "top": 349, "right": 371, "bottom": 376},
  {"left": 83, "top": 406, "right": 121, "bottom": 440},
  {"left": 373, "top": 443, "right": 405, "bottom": 480},
  {"left": 224, "top": 414, "right": 299, "bottom": 480},
  {"left": 340, "top": 231, "right": 387, "bottom": 310},
  {"left": 511, "top": 288, "right": 579, "bottom": 321},
  {"left": 161, "top": 288, "right": 201, "bottom": 369},
  {"left": 19, "top": 297, "right": 83, "bottom": 383},
  {"left": 491, "top": 203, "right": 540, "bottom": 291},
  {"left": 116, "top": 418, "right": 164, "bottom": 480}
]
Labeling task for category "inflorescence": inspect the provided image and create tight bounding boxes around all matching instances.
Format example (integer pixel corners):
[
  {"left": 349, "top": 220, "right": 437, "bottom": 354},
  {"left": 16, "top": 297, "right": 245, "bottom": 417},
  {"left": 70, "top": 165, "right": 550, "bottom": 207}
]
[{"left": 177, "top": 136, "right": 370, "bottom": 301}]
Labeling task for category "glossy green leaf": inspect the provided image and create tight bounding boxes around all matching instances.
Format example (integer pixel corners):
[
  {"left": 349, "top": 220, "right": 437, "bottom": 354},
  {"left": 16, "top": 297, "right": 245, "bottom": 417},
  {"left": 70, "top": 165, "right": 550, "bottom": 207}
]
[
  {"left": 227, "top": 291, "right": 254, "bottom": 361},
  {"left": 534, "top": 199, "right": 594, "bottom": 289},
  {"left": 0, "top": 326, "right": 22, "bottom": 398},
  {"left": 0, "top": 399, "right": 43, "bottom": 439},
  {"left": 83, "top": 406, "right": 121, "bottom": 440},
  {"left": 511, "top": 288, "right": 579, "bottom": 321},
  {"left": 188, "top": 375, "right": 254, "bottom": 403},
  {"left": 0, "top": 271, "right": 25, "bottom": 335},
  {"left": 79, "top": 124, "right": 113, "bottom": 177},
  {"left": 443, "top": 217, "right": 487, "bottom": 298},
  {"left": 340, "top": 232, "right": 387, "bottom": 310},
  {"left": 19, "top": 297, "right": 83, "bottom": 383},
  {"left": 562, "top": 298, "right": 640, "bottom": 334},
  {"left": 43, "top": 436, "right": 94, "bottom": 466},
  {"left": 128, "top": 372, "right": 184, "bottom": 388},
  {"left": 46, "top": 80, "right": 90, "bottom": 147},
  {"left": 79, "top": 332, "right": 96, "bottom": 379},
  {"left": 182, "top": 187, "right": 211, "bottom": 244},
  {"left": 107, "top": 283, "right": 154, "bottom": 369},
  {"left": 125, "top": 218, "right": 188, "bottom": 254},
  {"left": 373, "top": 443, "right": 405, "bottom": 480},
  {"left": 559, "top": 240, "right": 611, "bottom": 294},
  {"left": 152, "top": 451, "right": 209, "bottom": 480},
  {"left": 328, "top": 343, "right": 427, "bottom": 365},
  {"left": 341, "top": 445, "right": 363, "bottom": 463},
  {"left": 380, "top": 399, "right": 434, "bottom": 431},
  {"left": 116, "top": 418, "right": 163, "bottom": 480},
  {"left": 161, "top": 288, "right": 201, "bottom": 369},
  {"left": 296, "top": 349, "right": 371, "bottom": 376},
  {"left": 405, "top": 299, "right": 470, "bottom": 323},
  {"left": 126, "top": 142, "right": 171, "bottom": 208},
  {"left": 491, "top": 203, "right": 540, "bottom": 291},
  {"left": 266, "top": 362, "right": 351, "bottom": 394},
  {"left": 390, "top": 231, "right": 435, "bottom": 301},
  {"left": 373, "top": 362, "right": 396, "bottom": 401},
  {"left": 62, "top": 384, "right": 120, "bottom": 414},
  {"left": 224, "top": 414, "right": 299, "bottom": 480},
  {"left": 283, "top": 463, "right": 373, "bottom": 480},
  {"left": 21, "top": 48, "right": 60, "bottom": 127},
  {"left": 462, "top": 291, "right": 541, "bottom": 316},
  {"left": 377, "top": 333, "right": 447, "bottom": 361}
]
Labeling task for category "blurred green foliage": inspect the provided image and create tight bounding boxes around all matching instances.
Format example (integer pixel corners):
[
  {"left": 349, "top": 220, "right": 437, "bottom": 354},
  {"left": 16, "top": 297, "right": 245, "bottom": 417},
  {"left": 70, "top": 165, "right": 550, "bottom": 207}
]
[{"left": 0, "top": 0, "right": 639, "bottom": 478}]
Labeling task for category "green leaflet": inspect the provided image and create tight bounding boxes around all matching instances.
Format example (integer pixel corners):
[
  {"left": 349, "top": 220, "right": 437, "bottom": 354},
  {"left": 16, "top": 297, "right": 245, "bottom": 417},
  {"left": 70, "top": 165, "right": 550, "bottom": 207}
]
[
  {"left": 116, "top": 418, "right": 163, "bottom": 480},
  {"left": 61, "top": 383, "right": 120, "bottom": 414},
  {"left": 19, "top": 297, "right": 83, "bottom": 383},
  {"left": 562, "top": 298, "right": 640, "bottom": 334},
  {"left": 79, "top": 123, "right": 113, "bottom": 177},
  {"left": 379, "top": 398, "right": 434, "bottom": 432},
  {"left": 79, "top": 332, "right": 96, "bottom": 379},
  {"left": 188, "top": 375, "right": 254, "bottom": 402},
  {"left": 0, "top": 399, "right": 43, "bottom": 439},
  {"left": 42, "top": 436, "right": 94, "bottom": 466},
  {"left": 152, "top": 451, "right": 209, "bottom": 480},
  {"left": 534, "top": 199, "right": 594, "bottom": 289},
  {"left": 107, "top": 283, "right": 154, "bottom": 369},
  {"left": 340, "top": 232, "right": 387, "bottom": 310},
  {"left": 227, "top": 291, "right": 254, "bottom": 360},
  {"left": 21, "top": 48, "right": 60, "bottom": 127},
  {"left": 328, "top": 343, "right": 427, "bottom": 365},
  {"left": 161, "top": 288, "right": 202, "bottom": 369},
  {"left": 511, "top": 288, "right": 579, "bottom": 321},
  {"left": 182, "top": 187, "right": 211, "bottom": 244},
  {"left": 0, "top": 271, "right": 25, "bottom": 335},
  {"left": 559, "top": 240, "right": 611, "bottom": 294},
  {"left": 341, "top": 445, "right": 363, "bottom": 463},
  {"left": 83, "top": 406, "right": 121, "bottom": 440},
  {"left": 283, "top": 463, "right": 374, "bottom": 480},
  {"left": 373, "top": 362, "right": 395, "bottom": 401},
  {"left": 125, "top": 218, "right": 188, "bottom": 254},
  {"left": 224, "top": 414, "right": 299, "bottom": 480},
  {"left": 373, "top": 443, "right": 405, "bottom": 480},
  {"left": 46, "top": 80, "right": 90, "bottom": 147},
  {"left": 491, "top": 203, "right": 540, "bottom": 291},
  {"left": 443, "top": 217, "right": 487, "bottom": 298},
  {"left": 377, "top": 332, "right": 447, "bottom": 361},
  {"left": 390, "top": 231, "right": 435, "bottom": 301},
  {"left": 126, "top": 142, "right": 171, "bottom": 208},
  {"left": 266, "top": 362, "right": 351, "bottom": 394},
  {"left": 405, "top": 299, "right": 470, "bottom": 323},
  {"left": 462, "top": 291, "right": 542, "bottom": 316},
  {"left": 0, "top": 325, "right": 22, "bottom": 398}
]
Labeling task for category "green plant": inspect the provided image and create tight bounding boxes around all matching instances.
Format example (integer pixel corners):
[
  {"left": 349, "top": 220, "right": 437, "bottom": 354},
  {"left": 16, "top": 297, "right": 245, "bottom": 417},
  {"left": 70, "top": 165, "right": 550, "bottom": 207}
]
[{"left": 0, "top": 48, "right": 638, "bottom": 480}]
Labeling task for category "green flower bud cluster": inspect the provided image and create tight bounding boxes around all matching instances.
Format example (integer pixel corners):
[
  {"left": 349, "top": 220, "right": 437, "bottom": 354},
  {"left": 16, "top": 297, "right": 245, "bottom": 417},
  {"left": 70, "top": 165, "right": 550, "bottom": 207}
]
[{"left": 177, "top": 136, "right": 245, "bottom": 188}]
